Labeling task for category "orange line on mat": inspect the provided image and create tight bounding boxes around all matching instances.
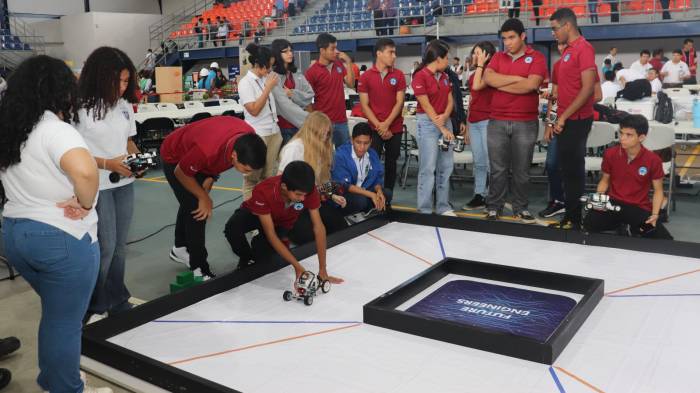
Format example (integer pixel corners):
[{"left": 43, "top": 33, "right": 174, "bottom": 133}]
[
  {"left": 168, "top": 323, "right": 362, "bottom": 366},
  {"left": 605, "top": 268, "right": 700, "bottom": 296},
  {"left": 367, "top": 232, "right": 434, "bottom": 267},
  {"left": 554, "top": 366, "right": 606, "bottom": 393}
]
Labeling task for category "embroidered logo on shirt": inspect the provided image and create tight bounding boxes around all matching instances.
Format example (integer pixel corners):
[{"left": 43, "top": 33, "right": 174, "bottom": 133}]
[
  {"left": 293, "top": 202, "right": 304, "bottom": 211},
  {"left": 189, "top": 165, "right": 198, "bottom": 173},
  {"left": 443, "top": 79, "right": 449, "bottom": 86},
  {"left": 255, "top": 201, "right": 265, "bottom": 206},
  {"left": 638, "top": 166, "right": 648, "bottom": 176},
  {"left": 336, "top": 66, "right": 342, "bottom": 74},
  {"left": 121, "top": 109, "right": 130, "bottom": 120},
  {"left": 525, "top": 56, "right": 533, "bottom": 64},
  {"left": 390, "top": 77, "right": 397, "bottom": 86},
  {"left": 564, "top": 54, "right": 571, "bottom": 62},
  {"left": 415, "top": 85, "right": 423, "bottom": 89}
]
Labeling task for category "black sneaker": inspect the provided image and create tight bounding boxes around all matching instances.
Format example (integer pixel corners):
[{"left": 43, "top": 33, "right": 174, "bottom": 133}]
[
  {"left": 485, "top": 210, "right": 499, "bottom": 221},
  {"left": 462, "top": 194, "right": 486, "bottom": 211},
  {"left": 538, "top": 201, "right": 566, "bottom": 218},
  {"left": 515, "top": 210, "right": 536, "bottom": 224},
  {"left": 0, "top": 368, "right": 11, "bottom": 391},
  {"left": 0, "top": 337, "right": 20, "bottom": 357},
  {"left": 549, "top": 218, "right": 580, "bottom": 230},
  {"left": 235, "top": 259, "right": 255, "bottom": 271}
]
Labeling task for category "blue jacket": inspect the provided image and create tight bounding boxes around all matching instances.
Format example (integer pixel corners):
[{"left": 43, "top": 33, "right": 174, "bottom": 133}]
[
  {"left": 205, "top": 71, "right": 217, "bottom": 90},
  {"left": 332, "top": 142, "right": 384, "bottom": 190}
]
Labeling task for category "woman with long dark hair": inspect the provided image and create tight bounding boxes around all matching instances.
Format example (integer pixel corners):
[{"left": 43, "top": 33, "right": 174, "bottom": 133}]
[
  {"left": 76, "top": 46, "right": 140, "bottom": 322},
  {"left": 462, "top": 41, "right": 496, "bottom": 211},
  {"left": 411, "top": 39, "right": 456, "bottom": 215},
  {"left": 239, "top": 43, "right": 283, "bottom": 199},
  {"left": 270, "top": 38, "right": 315, "bottom": 145},
  {"left": 0, "top": 55, "right": 110, "bottom": 392}
]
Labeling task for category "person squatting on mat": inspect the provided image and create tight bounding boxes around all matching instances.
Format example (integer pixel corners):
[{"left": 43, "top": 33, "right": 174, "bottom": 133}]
[
  {"left": 224, "top": 161, "right": 344, "bottom": 284},
  {"left": 160, "top": 116, "right": 267, "bottom": 279},
  {"left": 0, "top": 55, "right": 113, "bottom": 393},
  {"left": 332, "top": 122, "right": 392, "bottom": 215},
  {"left": 583, "top": 115, "right": 673, "bottom": 239},
  {"left": 76, "top": 47, "right": 141, "bottom": 324},
  {"left": 276, "top": 111, "right": 349, "bottom": 245}
]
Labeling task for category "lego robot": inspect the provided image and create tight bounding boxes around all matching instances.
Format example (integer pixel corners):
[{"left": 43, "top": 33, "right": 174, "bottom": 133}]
[
  {"left": 283, "top": 271, "right": 331, "bottom": 306},
  {"left": 580, "top": 193, "right": 621, "bottom": 212},
  {"left": 109, "top": 152, "right": 158, "bottom": 183}
]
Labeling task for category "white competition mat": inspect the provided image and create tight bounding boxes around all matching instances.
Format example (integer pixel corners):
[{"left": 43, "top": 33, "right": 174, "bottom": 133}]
[{"left": 104, "top": 222, "right": 700, "bottom": 393}]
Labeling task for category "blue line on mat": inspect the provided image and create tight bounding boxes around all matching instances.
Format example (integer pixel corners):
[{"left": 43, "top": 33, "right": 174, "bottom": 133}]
[
  {"left": 435, "top": 227, "right": 446, "bottom": 259},
  {"left": 549, "top": 367, "right": 567, "bottom": 393},
  {"left": 607, "top": 293, "right": 700, "bottom": 298},
  {"left": 152, "top": 320, "right": 363, "bottom": 324}
]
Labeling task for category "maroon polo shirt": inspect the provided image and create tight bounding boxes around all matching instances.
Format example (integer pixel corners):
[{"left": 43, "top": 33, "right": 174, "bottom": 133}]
[
  {"left": 557, "top": 36, "right": 597, "bottom": 120},
  {"left": 160, "top": 116, "right": 255, "bottom": 177},
  {"left": 411, "top": 67, "right": 452, "bottom": 115},
  {"left": 602, "top": 145, "right": 664, "bottom": 212},
  {"left": 357, "top": 65, "right": 407, "bottom": 134},
  {"left": 305, "top": 60, "right": 348, "bottom": 123},
  {"left": 467, "top": 73, "right": 493, "bottom": 123},
  {"left": 242, "top": 176, "right": 321, "bottom": 229},
  {"left": 487, "top": 46, "right": 548, "bottom": 121}
]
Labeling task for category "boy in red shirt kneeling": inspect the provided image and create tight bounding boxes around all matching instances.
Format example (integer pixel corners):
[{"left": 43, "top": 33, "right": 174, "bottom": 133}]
[
  {"left": 224, "top": 161, "right": 344, "bottom": 283},
  {"left": 583, "top": 115, "right": 672, "bottom": 239}
]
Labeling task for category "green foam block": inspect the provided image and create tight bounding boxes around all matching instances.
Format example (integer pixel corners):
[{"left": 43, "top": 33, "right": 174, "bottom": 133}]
[{"left": 176, "top": 270, "right": 194, "bottom": 285}]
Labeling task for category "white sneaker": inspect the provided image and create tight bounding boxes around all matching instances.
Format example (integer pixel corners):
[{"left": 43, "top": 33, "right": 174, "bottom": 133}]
[
  {"left": 192, "top": 268, "right": 213, "bottom": 281},
  {"left": 169, "top": 246, "right": 189, "bottom": 266},
  {"left": 441, "top": 210, "right": 458, "bottom": 217},
  {"left": 86, "top": 313, "right": 107, "bottom": 325},
  {"left": 84, "top": 386, "right": 114, "bottom": 393}
]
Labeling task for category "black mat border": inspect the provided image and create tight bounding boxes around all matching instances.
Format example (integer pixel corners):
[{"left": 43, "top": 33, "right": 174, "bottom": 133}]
[
  {"left": 363, "top": 257, "right": 604, "bottom": 364},
  {"left": 82, "top": 210, "right": 700, "bottom": 392}
]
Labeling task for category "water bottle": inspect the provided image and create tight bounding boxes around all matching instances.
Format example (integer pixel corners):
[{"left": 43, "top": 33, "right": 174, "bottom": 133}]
[{"left": 693, "top": 97, "right": 700, "bottom": 128}]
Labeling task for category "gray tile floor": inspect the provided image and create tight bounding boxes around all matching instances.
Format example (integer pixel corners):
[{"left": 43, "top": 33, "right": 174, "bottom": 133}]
[{"left": 1, "top": 161, "right": 698, "bottom": 393}]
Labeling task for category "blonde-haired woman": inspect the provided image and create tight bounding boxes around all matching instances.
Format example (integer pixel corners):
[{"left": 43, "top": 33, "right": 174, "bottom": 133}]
[{"left": 278, "top": 111, "right": 348, "bottom": 243}]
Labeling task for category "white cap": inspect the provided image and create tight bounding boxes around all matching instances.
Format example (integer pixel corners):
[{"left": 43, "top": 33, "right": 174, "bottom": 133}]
[
  {"left": 199, "top": 68, "right": 209, "bottom": 77},
  {"left": 210, "top": 62, "right": 219, "bottom": 69}
]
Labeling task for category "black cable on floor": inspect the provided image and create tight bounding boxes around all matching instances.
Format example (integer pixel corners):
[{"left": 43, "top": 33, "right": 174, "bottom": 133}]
[{"left": 126, "top": 195, "right": 243, "bottom": 245}]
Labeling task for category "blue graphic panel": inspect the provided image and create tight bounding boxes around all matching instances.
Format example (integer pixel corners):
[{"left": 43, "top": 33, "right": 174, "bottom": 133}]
[{"left": 406, "top": 280, "right": 577, "bottom": 342}]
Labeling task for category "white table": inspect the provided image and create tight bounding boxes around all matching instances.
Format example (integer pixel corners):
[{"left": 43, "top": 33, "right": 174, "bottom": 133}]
[{"left": 134, "top": 103, "right": 244, "bottom": 123}]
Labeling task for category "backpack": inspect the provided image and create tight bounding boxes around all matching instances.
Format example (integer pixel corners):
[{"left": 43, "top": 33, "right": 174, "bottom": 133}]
[
  {"left": 594, "top": 103, "right": 630, "bottom": 124},
  {"left": 616, "top": 79, "right": 651, "bottom": 101},
  {"left": 654, "top": 91, "right": 674, "bottom": 124}
]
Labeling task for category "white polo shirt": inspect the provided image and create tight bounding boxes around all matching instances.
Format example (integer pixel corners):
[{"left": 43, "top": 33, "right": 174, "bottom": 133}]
[
  {"left": 1, "top": 111, "right": 99, "bottom": 242},
  {"left": 630, "top": 60, "right": 652, "bottom": 76},
  {"left": 239, "top": 71, "right": 280, "bottom": 137},
  {"left": 76, "top": 99, "right": 137, "bottom": 191},
  {"left": 352, "top": 148, "right": 371, "bottom": 187},
  {"left": 615, "top": 68, "right": 644, "bottom": 84},
  {"left": 660, "top": 61, "right": 690, "bottom": 84}
]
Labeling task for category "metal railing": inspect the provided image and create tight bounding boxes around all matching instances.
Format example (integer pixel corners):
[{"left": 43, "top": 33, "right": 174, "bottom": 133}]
[
  {"left": 143, "top": 0, "right": 700, "bottom": 58},
  {"left": 149, "top": 0, "right": 215, "bottom": 50}
]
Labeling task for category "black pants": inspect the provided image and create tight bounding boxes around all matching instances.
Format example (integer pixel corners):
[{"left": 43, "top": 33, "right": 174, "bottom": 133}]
[
  {"left": 508, "top": 1, "right": 520, "bottom": 18},
  {"left": 342, "top": 188, "right": 393, "bottom": 215},
  {"left": 224, "top": 207, "right": 286, "bottom": 264},
  {"left": 163, "top": 162, "right": 210, "bottom": 271},
  {"left": 532, "top": 0, "right": 543, "bottom": 25},
  {"left": 557, "top": 117, "right": 593, "bottom": 223},
  {"left": 289, "top": 203, "right": 348, "bottom": 245},
  {"left": 659, "top": 0, "right": 671, "bottom": 19},
  {"left": 373, "top": 11, "right": 385, "bottom": 36},
  {"left": 371, "top": 130, "right": 402, "bottom": 190},
  {"left": 608, "top": 1, "right": 619, "bottom": 22},
  {"left": 583, "top": 200, "right": 673, "bottom": 240}
]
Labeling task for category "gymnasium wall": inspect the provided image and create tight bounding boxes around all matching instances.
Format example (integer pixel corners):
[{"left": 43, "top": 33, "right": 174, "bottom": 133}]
[{"left": 7, "top": 0, "right": 159, "bottom": 16}]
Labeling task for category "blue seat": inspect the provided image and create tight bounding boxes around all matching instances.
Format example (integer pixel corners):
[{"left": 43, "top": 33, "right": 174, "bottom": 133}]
[
  {"left": 309, "top": 24, "right": 318, "bottom": 33},
  {"left": 361, "top": 20, "right": 371, "bottom": 29}
]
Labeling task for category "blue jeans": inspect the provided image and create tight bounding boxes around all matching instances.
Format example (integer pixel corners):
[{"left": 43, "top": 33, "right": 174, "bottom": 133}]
[
  {"left": 280, "top": 127, "right": 298, "bottom": 146},
  {"left": 416, "top": 114, "right": 454, "bottom": 214},
  {"left": 89, "top": 183, "right": 134, "bottom": 315},
  {"left": 342, "top": 187, "right": 393, "bottom": 215},
  {"left": 2, "top": 218, "right": 99, "bottom": 393},
  {"left": 588, "top": 1, "right": 599, "bottom": 23},
  {"left": 545, "top": 135, "right": 565, "bottom": 203},
  {"left": 468, "top": 120, "right": 489, "bottom": 196},
  {"left": 332, "top": 122, "right": 350, "bottom": 148}
]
